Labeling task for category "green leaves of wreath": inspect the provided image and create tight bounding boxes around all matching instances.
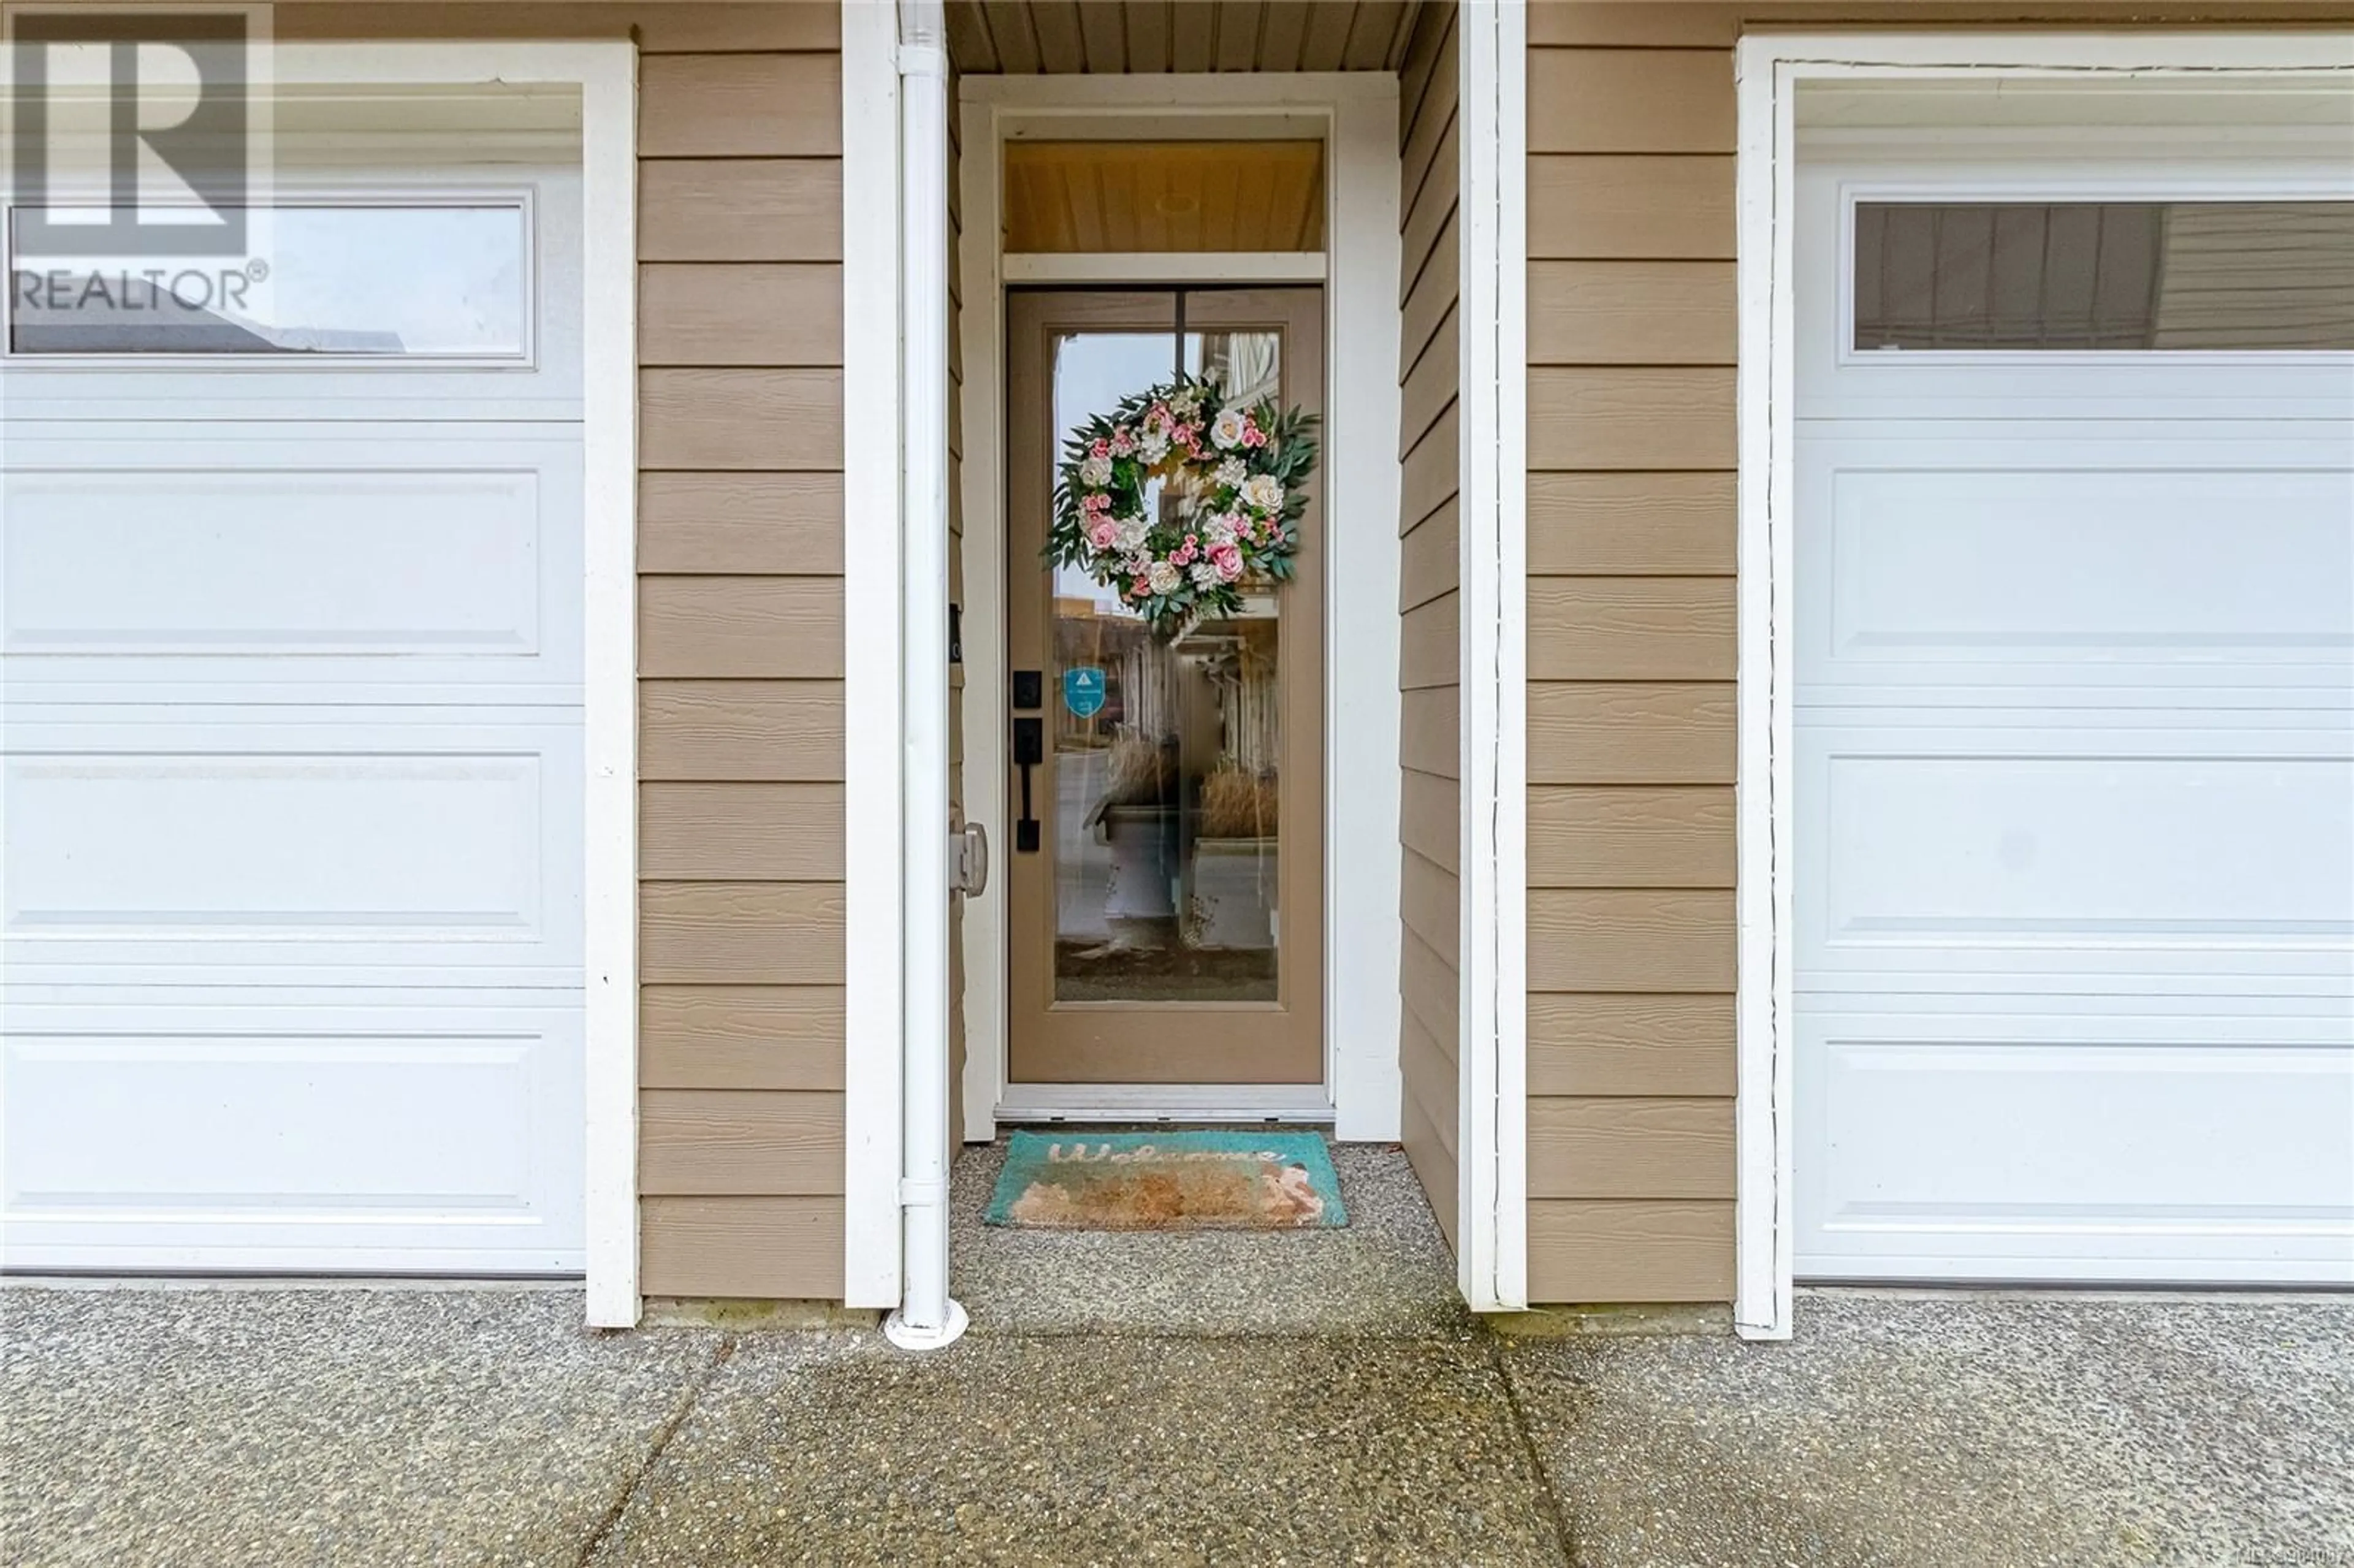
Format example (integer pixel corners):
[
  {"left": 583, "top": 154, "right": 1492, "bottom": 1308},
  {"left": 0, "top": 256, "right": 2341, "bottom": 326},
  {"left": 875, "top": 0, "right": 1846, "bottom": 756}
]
[{"left": 1047, "top": 373, "right": 1319, "bottom": 637}]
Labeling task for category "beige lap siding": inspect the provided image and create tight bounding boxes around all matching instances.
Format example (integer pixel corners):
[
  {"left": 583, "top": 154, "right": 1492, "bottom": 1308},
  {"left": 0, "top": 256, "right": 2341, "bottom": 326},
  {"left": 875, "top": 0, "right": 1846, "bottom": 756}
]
[
  {"left": 1523, "top": 0, "right": 2347, "bottom": 1307},
  {"left": 1396, "top": 0, "right": 1462, "bottom": 1249},
  {"left": 288, "top": 3, "right": 850, "bottom": 1301}
]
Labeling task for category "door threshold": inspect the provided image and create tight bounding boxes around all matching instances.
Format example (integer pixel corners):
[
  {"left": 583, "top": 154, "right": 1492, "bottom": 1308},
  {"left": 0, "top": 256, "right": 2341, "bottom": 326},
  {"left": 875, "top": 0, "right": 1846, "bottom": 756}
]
[{"left": 995, "top": 1083, "right": 1335, "bottom": 1124}]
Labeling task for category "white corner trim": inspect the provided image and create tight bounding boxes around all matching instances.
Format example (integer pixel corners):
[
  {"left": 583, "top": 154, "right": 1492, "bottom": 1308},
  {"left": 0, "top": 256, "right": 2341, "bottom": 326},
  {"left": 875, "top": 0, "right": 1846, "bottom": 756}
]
[
  {"left": 577, "top": 39, "right": 641, "bottom": 1333},
  {"left": 1729, "top": 28, "right": 2354, "bottom": 1345},
  {"left": 953, "top": 74, "right": 1407, "bottom": 1145},
  {"left": 1455, "top": 0, "right": 1529, "bottom": 1315},
  {"left": 841, "top": 0, "right": 907, "bottom": 1311}
]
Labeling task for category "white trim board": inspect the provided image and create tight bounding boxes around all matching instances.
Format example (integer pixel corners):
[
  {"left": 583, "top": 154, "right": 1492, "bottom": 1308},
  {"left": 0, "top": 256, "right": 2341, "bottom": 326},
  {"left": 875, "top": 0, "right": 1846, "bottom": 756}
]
[
  {"left": 1730, "top": 30, "right": 2354, "bottom": 1344},
  {"left": 1456, "top": 0, "right": 1530, "bottom": 1316},
  {"left": 839, "top": 0, "right": 907, "bottom": 1312},
  {"left": 955, "top": 72, "right": 1404, "bottom": 1147}
]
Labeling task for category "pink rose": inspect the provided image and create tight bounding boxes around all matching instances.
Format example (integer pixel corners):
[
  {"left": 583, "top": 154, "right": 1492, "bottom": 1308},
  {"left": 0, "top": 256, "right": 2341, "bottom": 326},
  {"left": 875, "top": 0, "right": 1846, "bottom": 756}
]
[
  {"left": 1242, "top": 417, "right": 1265, "bottom": 447},
  {"left": 1130, "top": 578, "right": 1149, "bottom": 599},
  {"left": 1111, "top": 428, "right": 1135, "bottom": 455},
  {"left": 1090, "top": 438, "right": 1110, "bottom": 460},
  {"left": 1087, "top": 518, "right": 1119, "bottom": 550},
  {"left": 1209, "top": 543, "right": 1243, "bottom": 582}
]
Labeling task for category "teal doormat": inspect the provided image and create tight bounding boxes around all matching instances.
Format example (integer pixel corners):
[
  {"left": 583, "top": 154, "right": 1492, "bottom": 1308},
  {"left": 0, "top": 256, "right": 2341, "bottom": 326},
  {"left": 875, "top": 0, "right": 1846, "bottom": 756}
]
[{"left": 985, "top": 1130, "right": 1349, "bottom": 1230}]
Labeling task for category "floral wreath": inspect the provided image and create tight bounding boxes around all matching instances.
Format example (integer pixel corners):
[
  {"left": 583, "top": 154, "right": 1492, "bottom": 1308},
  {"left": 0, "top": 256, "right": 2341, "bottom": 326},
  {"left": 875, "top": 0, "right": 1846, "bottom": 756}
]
[{"left": 1048, "top": 373, "right": 1318, "bottom": 636}]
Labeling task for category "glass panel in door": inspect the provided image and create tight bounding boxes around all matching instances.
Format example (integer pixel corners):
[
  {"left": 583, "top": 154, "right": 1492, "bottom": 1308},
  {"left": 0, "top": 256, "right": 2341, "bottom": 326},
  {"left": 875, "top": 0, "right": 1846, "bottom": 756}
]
[{"left": 1005, "top": 289, "right": 1324, "bottom": 1086}]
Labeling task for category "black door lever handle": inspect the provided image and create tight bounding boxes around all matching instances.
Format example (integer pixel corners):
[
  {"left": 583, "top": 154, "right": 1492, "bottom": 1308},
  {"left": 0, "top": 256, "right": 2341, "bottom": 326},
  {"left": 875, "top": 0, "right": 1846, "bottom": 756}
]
[{"left": 1013, "top": 718, "right": 1043, "bottom": 853}]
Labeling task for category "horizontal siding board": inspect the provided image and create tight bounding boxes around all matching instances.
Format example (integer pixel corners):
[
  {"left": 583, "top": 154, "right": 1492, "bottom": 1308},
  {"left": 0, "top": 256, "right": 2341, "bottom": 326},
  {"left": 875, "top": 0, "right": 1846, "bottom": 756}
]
[
  {"left": 1529, "top": 577, "right": 1735, "bottom": 682},
  {"left": 1530, "top": 368, "right": 1736, "bottom": 470},
  {"left": 1528, "top": 472, "right": 1733, "bottom": 576},
  {"left": 1529, "top": 48, "right": 1734, "bottom": 154},
  {"left": 1529, "top": 889, "right": 1735, "bottom": 993},
  {"left": 281, "top": 4, "right": 832, "bottom": 47},
  {"left": 641, "top": 681, "right": 845, "bottom": 782},
  {"left": 1399, "top": 590, "right": 1460, "bottom": 691},
  {"left": 1529, "top": 261, "right": 1735, "bottom": 365},
  {"left": 639, "top": 576, "right": 846, "bottom": 679},
  {"left": 1528, "top": 993, "right": 1735, "bottom": 1098},
  {"left": 1401, "top": 24, "right": 1458, "bottom": 211},
  {"left": 641, "top": 369, "right": 845, "bottom": 471},
  {"left": 1529, "top": 785, "right": 1734, "bottom": 889},
  {"left": 640, "top": 1196, "right": 844, "bottom": 1300},
  {"left": 641, "top": 881, "right": 845, "bottom": 985},
  {"left": 1401, "top": 848, "right": 1461, "bottom": 973},
  {"left": 1401, "top": 207, "right": 1460, "bottom": 375},
  {"left": 639, "top": 473, "right": 845, "bottom": 575},
  {"left": 1529, "top": 1097, "right": 1735, "bottom": 1200},
  {"left": 1401, "top": 1008, "right": 1460, "bottom": 1161},
  {"left": 1528, "top": 156, "right": 1733, "bottom": 260},
  {"left": 1401, "top": 113, "right": 1460, "bottom": 294},
  {"left": 1400, "top": 495, "right": 1460, "bottom": 611},
  {"left": 1401, "top": 685, "right": 1460, "bottom": 780},
  {"left": 639, "top": 159, "right": 843, "bottom": 263},
  {"left": 1400, "top": 400, "right": 1461, "bottom": 533},
  {"left": 1528, "top": 3, "right": 1737, "bottom": 46},
  {"left": 1398, "top": 303, "right": 1460, "bottom": 459},
  {"left": 640, "top": 54, "right": 843, "bottom": 157},
  {"left": 640, "top": 782, "right": 846, "bottom": 881},
  {"left": 1528, "top": 682, "right": 1734, "bottom": 785},
  {"left": 1401, "top": 1090, "right": 1461, "bottom": 1251},
  {"left": 639, "top": 264, "right": 844, "bottom": 367},
  {"left": 1400, "top": 925, "right": 1461, "bottom": 1064},
  {"left": 640, "top": 1089, "right": 845, "bottom": 1195},
  {"left": 1400, "top": 766, "right": 1460, "bottom": 875},
  {"left": 1528, "top": 1198, "right": 1734, "bottom": 1303},
  {"left": 641, "top": 986, "right": 846, "bottom": 1091}
]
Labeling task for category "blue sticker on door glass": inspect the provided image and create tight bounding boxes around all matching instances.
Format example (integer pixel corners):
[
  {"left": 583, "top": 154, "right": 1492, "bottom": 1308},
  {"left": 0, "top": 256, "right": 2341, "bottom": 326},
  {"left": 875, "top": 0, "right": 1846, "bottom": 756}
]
[{"left": 1063, "top": 666, "right": 1107, "bottom": 718}]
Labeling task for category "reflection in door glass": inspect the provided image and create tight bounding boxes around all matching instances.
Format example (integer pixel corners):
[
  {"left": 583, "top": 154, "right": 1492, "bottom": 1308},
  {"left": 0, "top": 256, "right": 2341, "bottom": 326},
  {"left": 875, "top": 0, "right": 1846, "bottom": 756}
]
[{"left": 1049, "top": 325, "right": 1285, "bottom": 1003}]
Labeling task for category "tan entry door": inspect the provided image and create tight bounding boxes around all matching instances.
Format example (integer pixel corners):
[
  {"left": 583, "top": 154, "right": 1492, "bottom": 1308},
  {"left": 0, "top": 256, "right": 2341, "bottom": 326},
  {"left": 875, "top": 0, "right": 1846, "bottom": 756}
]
[{"left": 1005, "top": 288, "right": 1325, "bottom": 1085}]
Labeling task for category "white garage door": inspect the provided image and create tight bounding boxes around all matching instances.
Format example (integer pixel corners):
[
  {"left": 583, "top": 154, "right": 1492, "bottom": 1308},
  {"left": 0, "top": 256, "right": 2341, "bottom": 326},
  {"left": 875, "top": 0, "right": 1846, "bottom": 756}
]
[
  {"left": 1792, "top": 143, "right": 2354, "bottom": 1283},
  {"left": 2, "top": 159, "right": 588, "bottom": 1273}
]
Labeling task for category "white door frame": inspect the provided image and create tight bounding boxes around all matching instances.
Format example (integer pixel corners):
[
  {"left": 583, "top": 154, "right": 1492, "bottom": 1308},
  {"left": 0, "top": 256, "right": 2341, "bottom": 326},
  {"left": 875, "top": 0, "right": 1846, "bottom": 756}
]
[
  {"left": 1731, "top": 29, "right": 2354, "bottom": 1341},
  {"left": 953, "top": 72, "right": 1406, "bottom": 1138}
]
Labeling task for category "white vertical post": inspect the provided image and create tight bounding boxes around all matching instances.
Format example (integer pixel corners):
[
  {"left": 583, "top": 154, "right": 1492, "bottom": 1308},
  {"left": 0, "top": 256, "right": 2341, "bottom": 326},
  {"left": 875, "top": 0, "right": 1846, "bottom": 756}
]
[
  {"left": 581, "top": 42, "right": 643, "bottom": 1331},
  {"left": 1457, "top": 0, "right": 1529, "bottom": 1314},
  {"left": 884, "top": 0, "right": 967, "bottom": 1350},
  {"left": 1732, "top": 40, "right": 1797, "bottom": 1342},
  {"left": 841, "top": 0, "right": 909, "bottom": 1312}
]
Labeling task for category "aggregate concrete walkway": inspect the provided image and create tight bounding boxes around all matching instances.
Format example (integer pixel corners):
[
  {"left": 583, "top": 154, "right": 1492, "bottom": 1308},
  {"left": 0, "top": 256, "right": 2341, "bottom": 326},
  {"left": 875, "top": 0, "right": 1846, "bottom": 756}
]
[{"left": 3, "top": 1147, "right": 2348, "bottom": 1566}]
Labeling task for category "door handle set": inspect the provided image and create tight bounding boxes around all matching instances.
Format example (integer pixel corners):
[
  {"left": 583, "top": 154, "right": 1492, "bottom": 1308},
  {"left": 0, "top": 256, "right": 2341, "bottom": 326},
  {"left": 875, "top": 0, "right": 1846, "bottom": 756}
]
[{"left": 1011, "top": 669, "right": 1043, "bottom": 854}]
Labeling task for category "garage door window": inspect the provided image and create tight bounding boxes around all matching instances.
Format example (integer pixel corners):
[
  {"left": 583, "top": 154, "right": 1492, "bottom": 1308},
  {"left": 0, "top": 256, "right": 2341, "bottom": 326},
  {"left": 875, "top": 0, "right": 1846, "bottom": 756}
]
[
  {"left": 7, "top": 199, "right": 531, "bottom": 358},
  {"left": 1853, "top": 199, "right": 2354, "bottom": 352}
]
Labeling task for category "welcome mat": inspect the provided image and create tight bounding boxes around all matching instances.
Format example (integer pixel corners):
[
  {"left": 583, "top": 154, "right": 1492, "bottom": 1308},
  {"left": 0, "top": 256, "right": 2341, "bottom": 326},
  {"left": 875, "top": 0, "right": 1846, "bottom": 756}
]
[{"left": 985, "top": 1130, "right": 1349, "bottom": 1230}]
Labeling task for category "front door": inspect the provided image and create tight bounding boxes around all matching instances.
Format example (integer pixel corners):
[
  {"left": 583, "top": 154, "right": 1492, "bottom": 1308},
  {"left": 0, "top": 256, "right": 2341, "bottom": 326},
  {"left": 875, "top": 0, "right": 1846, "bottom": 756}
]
[{"left": 1005, "top": 288, "right": 1325, "bottom": 1086}]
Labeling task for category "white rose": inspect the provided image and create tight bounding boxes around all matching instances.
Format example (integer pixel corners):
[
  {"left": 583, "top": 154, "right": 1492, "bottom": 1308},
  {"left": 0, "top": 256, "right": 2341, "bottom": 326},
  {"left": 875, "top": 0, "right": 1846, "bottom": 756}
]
[
  {"left": 1147, "top": 560, "right": 1181, "bottom": 596},
  {"left": 1189, "top": 561, "right": 1221, "bottom": 590},
  {"left": 1114, "top": 516, "right": 1149, "bottom": 550},
  {"left": 1240, "top": 474, "right": 1284, "bottom": 514},
  {"left": 1209, "top": 408, "right": 1248, "bottom": 451},
  {"left": 1078, "top": 454, "right": 1113, "bottom": 487},
  {"left": 1213, "top": 457, "right": 1247, "bottom": 489}
]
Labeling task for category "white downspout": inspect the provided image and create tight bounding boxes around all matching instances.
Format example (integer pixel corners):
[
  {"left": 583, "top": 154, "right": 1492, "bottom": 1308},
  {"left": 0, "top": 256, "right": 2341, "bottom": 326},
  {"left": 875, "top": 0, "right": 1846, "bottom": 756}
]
[{"left": 882, "top": 0, "right": 967, "bottom": 1352}]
